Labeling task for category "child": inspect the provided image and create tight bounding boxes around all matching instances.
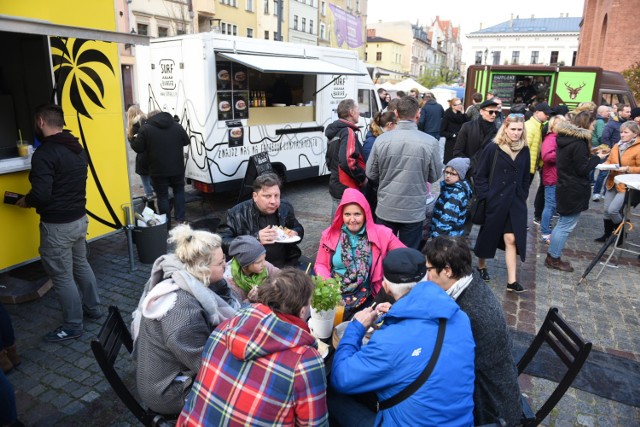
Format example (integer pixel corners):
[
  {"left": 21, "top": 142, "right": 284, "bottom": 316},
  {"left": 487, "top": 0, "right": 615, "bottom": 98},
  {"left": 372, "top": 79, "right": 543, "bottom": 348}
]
[
  {"left": 224, "top": 235, "right": 279, "bottom": 301},
  {"left": 430, "top": 158, "right": 473, "bottom": 238}
]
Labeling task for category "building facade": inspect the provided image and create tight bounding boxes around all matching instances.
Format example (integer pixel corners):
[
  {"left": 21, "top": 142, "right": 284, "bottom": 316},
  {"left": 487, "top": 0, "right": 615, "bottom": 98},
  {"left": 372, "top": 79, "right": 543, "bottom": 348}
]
[
  {"left": 289, "top": 0, "right": 319, "bottom": 45},
  {"left": 318, "top": 0, "right": 368, "bottom": 59},
  {"left": 365, "top": 34, "right": 404, "bottom": 82},
  {"left": 465, "top": 16, "right": 580, "bottom": 72},
  {"left": 577, "top": 0, "right": 640, "bottom": 72}
]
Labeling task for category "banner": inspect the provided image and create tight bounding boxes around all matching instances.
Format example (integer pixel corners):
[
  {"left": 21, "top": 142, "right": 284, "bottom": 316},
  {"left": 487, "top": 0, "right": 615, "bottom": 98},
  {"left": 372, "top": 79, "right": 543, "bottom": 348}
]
[{"left": 328, "top": 4, "right": 363, "bottom": 48}]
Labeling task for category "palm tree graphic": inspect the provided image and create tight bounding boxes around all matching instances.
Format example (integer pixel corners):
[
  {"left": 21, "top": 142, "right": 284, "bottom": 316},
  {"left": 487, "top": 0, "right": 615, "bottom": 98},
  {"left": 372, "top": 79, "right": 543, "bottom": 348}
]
[{"left": 50, "top": 37, "right": 122, "bottom": 228}]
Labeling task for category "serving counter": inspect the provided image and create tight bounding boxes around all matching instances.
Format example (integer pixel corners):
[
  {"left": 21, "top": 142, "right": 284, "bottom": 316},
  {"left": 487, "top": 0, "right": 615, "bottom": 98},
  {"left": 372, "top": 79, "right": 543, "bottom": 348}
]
[
  {"left": 248, "top": 106, "right": 315, "bottom": 126},
  {"left": 0, "top": 155, "right": 31, "bottom": 175}
]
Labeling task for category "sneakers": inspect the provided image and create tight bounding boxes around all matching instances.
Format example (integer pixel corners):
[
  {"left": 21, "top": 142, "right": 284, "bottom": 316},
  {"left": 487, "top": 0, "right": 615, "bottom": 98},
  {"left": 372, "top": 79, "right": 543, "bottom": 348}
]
[
  {"left": 476, "top": 267, "right": 491, "bottom": 281},
  {"left": 43, "top": 326, "right": 82, "bottom": 343},
  {"left": 533, "top": 218, "right": 541, "bottom": 226},
  {"left": 507, "top": 282, "right": 526, "bottom": 293},
  {"left": 544, "top": 254, "right": 574, "bottom": 272},
  {"left": 592, "top": 194, "right": 603, "bottom": 202}
]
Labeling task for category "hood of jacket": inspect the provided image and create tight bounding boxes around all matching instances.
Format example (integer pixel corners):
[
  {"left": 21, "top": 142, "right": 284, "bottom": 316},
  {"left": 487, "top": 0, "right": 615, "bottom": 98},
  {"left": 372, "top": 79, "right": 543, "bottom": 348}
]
[
  {"left": 224, "top": 303, "right": 315, "bottom": 361},
  {"left": 325, "top": 118, "right": 358, "bottom": 140},
  {"left": 147, "top": 111, "right": 177, "bottom": 129},
  {"left": 43, "top": 130, "right": 83, "bottom": 154},
  {"left": 329, "top": 187, "right": 374, "bottom": 232},
  {"left": 556, "top": 120, "right": 592, "bottom": 148},
  {"left": 385, "top": 280, "right": 461, "bottom": 323}
]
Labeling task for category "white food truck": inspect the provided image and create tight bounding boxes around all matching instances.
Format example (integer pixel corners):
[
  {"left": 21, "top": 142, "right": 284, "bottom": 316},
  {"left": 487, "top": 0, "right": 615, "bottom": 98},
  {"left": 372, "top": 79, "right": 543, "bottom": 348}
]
[{"left": 135, "top": 33, "right": 380, "bottom": 193}]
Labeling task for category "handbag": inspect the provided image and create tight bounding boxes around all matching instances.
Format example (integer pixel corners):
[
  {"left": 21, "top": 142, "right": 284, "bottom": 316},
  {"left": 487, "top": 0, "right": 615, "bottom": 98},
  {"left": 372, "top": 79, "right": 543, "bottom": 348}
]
[
  {"left": 469, "top": 147, "right": 499, "bottom": 225},
  {"left": 377, "top": 318, "right": 446, "bottom": 411}
]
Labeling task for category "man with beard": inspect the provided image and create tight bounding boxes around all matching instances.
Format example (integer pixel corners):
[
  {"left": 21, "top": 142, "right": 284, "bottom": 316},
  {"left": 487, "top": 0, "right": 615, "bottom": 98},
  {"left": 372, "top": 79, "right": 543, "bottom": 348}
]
[{"left": 16, "top": 104, "right": 102, "bottom": 343}]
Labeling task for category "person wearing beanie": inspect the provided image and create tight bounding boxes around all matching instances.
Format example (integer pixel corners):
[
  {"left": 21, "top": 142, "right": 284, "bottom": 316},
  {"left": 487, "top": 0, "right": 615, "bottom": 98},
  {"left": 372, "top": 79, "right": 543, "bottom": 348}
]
[
  {"left": 224, "top": 235, "right": 279, "bottom": 301},
  {"left": 430, "top": 158, "right": 473, "bottom": 238},
  {"left": 329, "top": 247, "right": 475, "bottom": 426}
]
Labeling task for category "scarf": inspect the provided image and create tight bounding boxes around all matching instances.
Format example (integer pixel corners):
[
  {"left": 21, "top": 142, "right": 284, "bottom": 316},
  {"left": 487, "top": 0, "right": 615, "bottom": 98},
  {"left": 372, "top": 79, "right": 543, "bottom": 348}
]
[
  {"left": 338, "top": 227, "right": 372, "bottom": 310},
  {"left": 131, "top": 270, "right": 237, "bottom": 342},
  {"left": 446, "top": 274, "right": 474, "bottom": 301},
  {"left": 618, "top": 139, "right": 634, "bottom": 155},
  {"left": 275, "top": 311, "right": 311, "bottom": 333},
  {"left": 230, "top": 258, "right": 269, "bottom": 292},
  {"left": 499, "top": 139, "right": 525, "bottom": 160}
]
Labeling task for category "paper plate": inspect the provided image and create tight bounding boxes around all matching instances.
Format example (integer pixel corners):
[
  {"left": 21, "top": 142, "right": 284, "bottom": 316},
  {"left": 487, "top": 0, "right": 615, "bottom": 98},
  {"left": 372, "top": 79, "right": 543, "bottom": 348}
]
[
  {"left": 272, "top": 103, "right": 286, "bottom": 107},
  {"left": 276, "top": 235, "right": 301, "bottom": 244}
]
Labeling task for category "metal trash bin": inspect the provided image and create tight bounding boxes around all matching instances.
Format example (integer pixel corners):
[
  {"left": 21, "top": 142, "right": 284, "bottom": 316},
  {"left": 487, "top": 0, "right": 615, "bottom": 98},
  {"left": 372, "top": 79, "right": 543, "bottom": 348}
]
[{"left": 133, "top": 223, "right": 168, "bottom": 264}]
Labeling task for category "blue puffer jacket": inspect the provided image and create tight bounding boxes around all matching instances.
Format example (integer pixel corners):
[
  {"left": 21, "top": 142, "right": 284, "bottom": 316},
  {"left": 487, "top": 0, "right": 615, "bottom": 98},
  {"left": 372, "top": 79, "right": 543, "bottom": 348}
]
[
  {"left": 430, "top": 179, "right": 473, "bottom": 238},
  {"left": 331, "top": 281, "right": 475, "bottom": 427}
]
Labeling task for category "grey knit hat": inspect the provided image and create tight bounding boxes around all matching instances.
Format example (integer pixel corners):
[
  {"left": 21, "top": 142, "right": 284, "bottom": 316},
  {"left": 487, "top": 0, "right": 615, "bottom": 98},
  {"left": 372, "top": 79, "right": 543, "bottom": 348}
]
[
  {"left": 229, "top": 235, "right": 266, "bottom": 267},
  {"left": 445, "top": 157, "right": 470, "bottom": 181}
]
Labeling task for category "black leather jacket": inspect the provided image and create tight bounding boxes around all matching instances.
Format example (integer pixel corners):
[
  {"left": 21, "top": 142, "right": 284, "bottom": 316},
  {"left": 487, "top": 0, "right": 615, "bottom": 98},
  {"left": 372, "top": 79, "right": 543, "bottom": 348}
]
[{"left": 217, "top": 199, "right": 304, "bottom": 265}]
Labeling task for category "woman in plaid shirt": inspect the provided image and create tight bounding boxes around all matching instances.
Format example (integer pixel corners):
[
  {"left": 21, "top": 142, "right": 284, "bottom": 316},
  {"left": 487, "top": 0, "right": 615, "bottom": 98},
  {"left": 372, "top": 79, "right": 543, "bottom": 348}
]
[{"left": 178, "top": 268, "right": 328, "bottom": 426}]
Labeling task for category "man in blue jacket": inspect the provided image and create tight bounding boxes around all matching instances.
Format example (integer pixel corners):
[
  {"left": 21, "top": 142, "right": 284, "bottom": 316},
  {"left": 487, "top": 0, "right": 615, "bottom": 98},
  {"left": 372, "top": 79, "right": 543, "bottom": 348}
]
[
  {"left": 418, "top": 91, "right": 445, "bottom": 140},
  {"left": 330, "top": 248, "right": 475, "bottom": 427}
]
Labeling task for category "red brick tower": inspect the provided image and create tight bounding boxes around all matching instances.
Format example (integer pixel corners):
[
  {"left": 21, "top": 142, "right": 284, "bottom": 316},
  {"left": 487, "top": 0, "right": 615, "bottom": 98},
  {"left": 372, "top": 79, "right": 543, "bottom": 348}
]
[{"left": 577, "top": 0, "right": 640, "bottom": 72}]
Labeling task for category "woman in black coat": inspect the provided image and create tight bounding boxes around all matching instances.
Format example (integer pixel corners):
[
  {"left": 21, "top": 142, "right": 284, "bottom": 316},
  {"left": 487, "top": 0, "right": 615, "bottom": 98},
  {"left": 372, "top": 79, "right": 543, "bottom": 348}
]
[
  {"left": 545, "top": 112, "right": 608, "bottom": 272},
  {"left": 440, "top": 97, "right": 469, "bottom": 164},
  {"left": 474, "top": 114, "right": 530, "bottom": 293}
]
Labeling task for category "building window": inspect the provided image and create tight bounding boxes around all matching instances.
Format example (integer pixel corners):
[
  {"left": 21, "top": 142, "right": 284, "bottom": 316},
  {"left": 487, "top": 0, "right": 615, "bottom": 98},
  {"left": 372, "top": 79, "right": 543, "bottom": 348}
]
[
  {"left": 550, "top": 51, "right": 559, "bottom": 64},
  {"left": 273, "top": 32, "right": 278, "bottom": 40},
  {"left": 364, "top": 52, "right": 367, "bottom": 61},
  {"left": 274, "top": 0, "right": 279, "bottom": 16},
  {"left": 572, "top": 51, "right": 577, "bottom": 66},
  {"left": 376, "top": 52, "right": 382, "bottom": 61},
  {"left": 246, "top": 0, "right": 254, "bottom": 11},
  {"left": 137, "top": 23, "right": 149, "bottom": 35},
  {"left": 356, "top": 0, "right": 360, "bottom": 12},
  {"left": 294, "top": 15, "right": 298, "bottom": 30},
  {"left": 511, "top": 51, "right": 520, "bottom": 64},
  {"left": 247, "top": 28, "right": 254, "bottom": 38},
  {"left": 492, "top": 51, "right": 501, "bottom": 65},
  {"left": 321, "top": 0, "right": 326, "bottom": 16},
  {"left": 531, "top": 51, "right": 539, "bottom": 64},
  {"left": 264, "top": 0, "right": 269, "bottom": 13},
  {"left": 158, "top": 27, "right": 168, "bottom": 38},
  {"left": 475, "top": 50, "right": 482, "bottom": 65},
  {"left": 264, "top": 30, "right": 269, "bottom": 39},
  {"left": 176, "top": 29, "right": 186, "bottom": 35},
  {"left": 310, "top": 20, "right": 313, "bottom": 34},
  {"left": 221, "top": 22, "right": 226, "bottom": 34},
  {"left": 320, "top": 23, "right": 325, "bottom": 40},
  {"left": 221, "top": 22, "right": 237, "bottom": 36},
  {"left": 347, "top": 0, "right": 352, "bottom": 9},
  {"left": 302, "top": 18, "right": 306, "bottom": 32}
]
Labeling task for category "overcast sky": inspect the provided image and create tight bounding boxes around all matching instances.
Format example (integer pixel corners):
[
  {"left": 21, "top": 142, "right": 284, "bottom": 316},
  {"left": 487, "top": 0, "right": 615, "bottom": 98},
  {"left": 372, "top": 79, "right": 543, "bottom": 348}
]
[{"left": 367, "top": 0, "right": 586, "bottom": 39}]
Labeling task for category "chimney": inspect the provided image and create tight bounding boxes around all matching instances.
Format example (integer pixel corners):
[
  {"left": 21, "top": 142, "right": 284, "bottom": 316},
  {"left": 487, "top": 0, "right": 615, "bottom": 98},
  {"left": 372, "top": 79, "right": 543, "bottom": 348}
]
[
  {"left": 531, "top": 14, "right": 535, "bottom": 19},
  {"left": 479, "top": 22, "right": 483, "bottom": 30},
  {"left": 510, "top": 13, "right": 513, "bottom": 28},
  {"left": 367, "top": 28, "right": 376, "bottom": 38}
]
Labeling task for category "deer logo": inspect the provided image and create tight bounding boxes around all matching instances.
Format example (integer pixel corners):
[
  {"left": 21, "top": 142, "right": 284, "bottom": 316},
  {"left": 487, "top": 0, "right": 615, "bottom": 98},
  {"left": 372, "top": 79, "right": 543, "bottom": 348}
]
[{"left": 565, "top": 82, "right": 586, "bottom": 100}]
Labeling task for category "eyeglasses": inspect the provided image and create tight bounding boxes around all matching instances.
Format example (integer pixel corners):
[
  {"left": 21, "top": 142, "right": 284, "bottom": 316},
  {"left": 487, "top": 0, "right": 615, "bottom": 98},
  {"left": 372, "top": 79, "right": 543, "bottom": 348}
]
[
  {"left": 454, "top": 103, "right": 462, "bottom": 107},
  {"left": 484, "top": 110, "right": 499, "bottom": 116},
  {"left": 444, "top": 170, "right": 459, "bottom": 176}
]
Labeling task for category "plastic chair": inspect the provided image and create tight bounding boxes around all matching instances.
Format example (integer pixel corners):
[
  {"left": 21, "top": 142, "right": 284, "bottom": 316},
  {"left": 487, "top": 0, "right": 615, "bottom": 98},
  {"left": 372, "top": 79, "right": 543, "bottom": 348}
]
[
  {"left": 517, "top": 307, "right": 592, "bottom": 426},
  {"left": 91, "top": 306, "right": 173, "bottom": 427}
]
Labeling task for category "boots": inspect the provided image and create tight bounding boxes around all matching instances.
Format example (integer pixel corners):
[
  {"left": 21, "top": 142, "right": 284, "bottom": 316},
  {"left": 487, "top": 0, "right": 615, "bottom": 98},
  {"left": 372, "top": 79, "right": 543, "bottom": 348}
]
[
  {"left": 594, "top": 219, "right": 614, "bottom": 242},
  {"left": 5, "top": 344, "right": 20, "bottom": 368},
  {"left": 0, "top": 348, "right": 13, "bottom": 373},
  {"left": 545, "top": 254, "right": 574, "bottom": 272}
]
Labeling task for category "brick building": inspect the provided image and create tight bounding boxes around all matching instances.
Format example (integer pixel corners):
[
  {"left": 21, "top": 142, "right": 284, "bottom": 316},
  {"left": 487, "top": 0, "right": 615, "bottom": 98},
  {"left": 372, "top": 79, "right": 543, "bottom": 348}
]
[{"left": 577, "top": 0, "right": 640, "bottom": 72}]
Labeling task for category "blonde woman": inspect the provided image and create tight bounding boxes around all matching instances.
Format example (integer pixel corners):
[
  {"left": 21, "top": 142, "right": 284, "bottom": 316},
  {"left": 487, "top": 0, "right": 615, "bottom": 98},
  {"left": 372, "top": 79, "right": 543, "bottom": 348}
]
[
  {"left": 126, "top": 104, "right": 153, "bottom": 197},
  {"left": 132, "top": 225, "right": 238, "bottom": 415},
  {"left": 474, "top": 114, "right": 530, "bottom": 293}
]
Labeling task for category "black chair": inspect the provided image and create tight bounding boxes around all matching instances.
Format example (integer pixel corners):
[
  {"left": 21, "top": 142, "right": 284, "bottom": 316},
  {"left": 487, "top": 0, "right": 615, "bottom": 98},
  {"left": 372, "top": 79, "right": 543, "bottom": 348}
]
[
  {"left": 517, "top": 307, "right": 592, "bottom": 426},
  {"left": 91, "top": 306, "right": 173, "bottom": 427}
]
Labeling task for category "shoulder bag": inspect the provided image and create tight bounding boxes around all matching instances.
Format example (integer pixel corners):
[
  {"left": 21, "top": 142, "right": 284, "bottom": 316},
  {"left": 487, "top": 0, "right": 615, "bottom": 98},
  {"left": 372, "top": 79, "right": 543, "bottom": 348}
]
[{"left": 469, "top": 147, "right": 499, "bottom": 225}]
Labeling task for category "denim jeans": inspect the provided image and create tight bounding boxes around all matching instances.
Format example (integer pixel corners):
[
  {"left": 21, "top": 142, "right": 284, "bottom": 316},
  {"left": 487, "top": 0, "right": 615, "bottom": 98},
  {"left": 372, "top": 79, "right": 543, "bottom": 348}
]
[
  {"left": 376, "top": 218, "right": 424, "bottom": 249},
  {"left": 39, "top": 215, "right": 101, "bottom": 329},
  {"left": 540, "top": 185, "right": 556, "bottom": 235},
  {"left": 139, "top": 174, "right": 154, "bottom": 196},
  {"left": 152, "top": 174, "right": 186, "bottom": 222},
  {"left": 548, "top": 213, "right": 581, "bottom": 258},
  {"left": 593, "top": 168, "right": 608, "bottom": 195}
]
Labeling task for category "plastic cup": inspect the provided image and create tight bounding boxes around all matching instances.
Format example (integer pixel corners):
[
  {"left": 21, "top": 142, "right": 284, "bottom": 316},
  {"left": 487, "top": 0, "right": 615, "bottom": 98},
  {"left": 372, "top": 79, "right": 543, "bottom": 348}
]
[
  {"left": 17, "top": 141, "right": 29, "bottom": 157},
  {"left": 333, "top": 301, "right": 345, "bottom": 327}
]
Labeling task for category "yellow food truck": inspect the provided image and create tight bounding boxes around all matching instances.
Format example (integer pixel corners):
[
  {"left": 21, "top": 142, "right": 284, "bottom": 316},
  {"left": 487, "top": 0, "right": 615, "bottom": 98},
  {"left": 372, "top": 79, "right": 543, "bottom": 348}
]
[{"left": 0, "top": 2, "right": 147, "bottom": 275}]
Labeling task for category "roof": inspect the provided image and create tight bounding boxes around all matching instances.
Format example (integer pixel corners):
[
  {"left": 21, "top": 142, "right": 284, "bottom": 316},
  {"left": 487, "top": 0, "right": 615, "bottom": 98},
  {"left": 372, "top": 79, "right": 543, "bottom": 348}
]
[
  {"left": 470, "top": 17, "right": 581, "bottom": 34},
  {"left": 367, "top": 36, "right": 402, "bottom": 44}
]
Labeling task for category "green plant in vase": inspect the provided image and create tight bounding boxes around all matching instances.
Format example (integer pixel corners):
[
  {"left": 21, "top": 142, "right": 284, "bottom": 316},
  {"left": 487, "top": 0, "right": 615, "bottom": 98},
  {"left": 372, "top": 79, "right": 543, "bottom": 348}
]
[{"left": 310, "top": 275, "right": 343, "bottom": 312}]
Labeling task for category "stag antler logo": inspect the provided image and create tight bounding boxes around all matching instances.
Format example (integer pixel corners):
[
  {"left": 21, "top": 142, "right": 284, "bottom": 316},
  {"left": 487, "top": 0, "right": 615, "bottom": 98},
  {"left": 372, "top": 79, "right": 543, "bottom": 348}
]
[{"left": 565, "top": 82, "right": 586, "bottom": 100}]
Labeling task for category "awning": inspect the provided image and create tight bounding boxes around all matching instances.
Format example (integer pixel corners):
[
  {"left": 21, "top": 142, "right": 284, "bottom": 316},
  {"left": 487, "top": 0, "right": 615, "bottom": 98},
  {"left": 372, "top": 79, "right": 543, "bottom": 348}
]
[
  {"left": 0, "top": 14, "right": 150, "bottom": 45},
  {"left": 217, "top": 52, "right": 365, "bottom": 76}
]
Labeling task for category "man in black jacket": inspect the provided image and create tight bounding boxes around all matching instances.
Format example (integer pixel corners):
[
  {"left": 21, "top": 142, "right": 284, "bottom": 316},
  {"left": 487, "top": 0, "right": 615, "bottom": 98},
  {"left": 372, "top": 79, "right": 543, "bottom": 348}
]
[
  {"left": 132, "top": 111, "right": 190, "bottom": 224},
  {"left": 453, "top": 99, "right": 500, "bottom": 169},
  {"left": 16, "top": 104, "right": 102, "bottom": 343},
  {"left": 217, "top": 173, "right": 304, "bottom": 268}
]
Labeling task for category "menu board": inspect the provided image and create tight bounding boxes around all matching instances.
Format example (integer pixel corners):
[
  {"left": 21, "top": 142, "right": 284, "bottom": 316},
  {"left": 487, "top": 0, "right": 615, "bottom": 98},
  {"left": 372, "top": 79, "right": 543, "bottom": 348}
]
[
  {"left": 490, "top": 74, "right": 517, "bottom": 106},
  {"left": 216, "top": 62, "right": 232, "bottom": 91},
  {"left": 216, "top": 60, "right": 250, "bottom": 120},
  {"left": 233, "top": 92, "right": 249, "bottom": 119},
  {"left": 218, "top": 92, "right": 233, "bottom": 121},
  {"left": 233, "top": 65, "right": 248, "bottom": 90},
  {"left": 228, "top": 126, "right": 244, "bottom": 147}
]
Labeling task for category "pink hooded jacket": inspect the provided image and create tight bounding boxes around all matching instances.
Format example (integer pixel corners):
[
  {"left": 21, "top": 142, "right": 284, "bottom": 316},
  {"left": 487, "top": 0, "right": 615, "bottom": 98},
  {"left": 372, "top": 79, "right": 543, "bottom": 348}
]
[{"left": 314, "top": 188, "right": 405, "bottom": 296}]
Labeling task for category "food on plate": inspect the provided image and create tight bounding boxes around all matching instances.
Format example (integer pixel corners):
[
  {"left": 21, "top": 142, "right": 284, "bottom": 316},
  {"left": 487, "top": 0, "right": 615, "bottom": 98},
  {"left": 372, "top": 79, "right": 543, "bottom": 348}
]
[
  {"left": 274, "top": 225, "right": 295, "bottom": 240},
  {"left": 234, "top": 71, "right": 246, "bottom": 82},
  {"left": 592, "top": 144, "right": 611, "bottom": 154},
  {"left": 219, "top": 101, "right": 231, "bottom": 112},
  {"left": 230, "top": 127, "right": 243, "bottom": 138},
  {"left": 316, "top": 339, "right": 329, "bottom": 358},
  {"left": 218, "top": 69, "right": 230, "bottom": 80},
  {"left": 235, "top": 99, "right": 247, "bottom": 110}
]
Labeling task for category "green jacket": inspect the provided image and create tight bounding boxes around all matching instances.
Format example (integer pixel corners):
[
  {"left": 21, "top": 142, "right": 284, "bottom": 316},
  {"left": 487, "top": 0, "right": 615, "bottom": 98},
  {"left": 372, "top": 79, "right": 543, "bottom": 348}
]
[{"left": 592, "top": 117, "right": 606, "bottom": 147}]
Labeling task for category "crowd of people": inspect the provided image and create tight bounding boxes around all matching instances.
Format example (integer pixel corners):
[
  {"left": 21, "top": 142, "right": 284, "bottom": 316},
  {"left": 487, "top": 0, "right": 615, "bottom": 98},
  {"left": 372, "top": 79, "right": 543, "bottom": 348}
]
[{"left": 9, "top": 86, "right": 640, "bottom": 426}]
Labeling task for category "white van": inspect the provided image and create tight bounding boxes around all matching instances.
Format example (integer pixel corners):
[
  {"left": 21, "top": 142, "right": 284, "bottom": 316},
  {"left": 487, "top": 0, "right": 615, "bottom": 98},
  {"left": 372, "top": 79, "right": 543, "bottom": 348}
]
[{"left": 135, "top": 33, "right": 380, "bottom": 193}]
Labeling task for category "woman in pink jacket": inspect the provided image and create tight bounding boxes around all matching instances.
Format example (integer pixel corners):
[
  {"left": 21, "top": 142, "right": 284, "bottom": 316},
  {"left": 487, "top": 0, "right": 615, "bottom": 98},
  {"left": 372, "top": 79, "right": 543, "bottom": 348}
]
[
  {"left": 540, "top": 115, "right": 566, "bottom": 244},
  {"left": 315, "top": 188, "right": 405, "bottom": 319}
]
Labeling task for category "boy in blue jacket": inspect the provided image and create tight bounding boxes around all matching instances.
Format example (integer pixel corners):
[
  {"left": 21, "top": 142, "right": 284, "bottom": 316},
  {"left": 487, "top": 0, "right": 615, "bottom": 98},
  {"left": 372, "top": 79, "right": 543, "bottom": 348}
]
[{"left": 430, "top": 158, "right": 472, "bottom": 238}]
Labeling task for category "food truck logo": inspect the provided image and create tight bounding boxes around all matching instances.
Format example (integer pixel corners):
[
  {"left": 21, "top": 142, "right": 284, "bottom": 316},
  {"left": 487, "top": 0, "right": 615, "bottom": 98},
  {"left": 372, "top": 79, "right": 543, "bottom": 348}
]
[
  {"left": 564, "top": 82, "right": 586, "bottom": 100},
  {"left": 331, "top": 76, "right": 347, "bottom": 99},
  {"left": 50, "top": 38, "right": 115, "bottom": 119},
  {"left": 159, "top": 59, "right": 176, "bottom": 90}
]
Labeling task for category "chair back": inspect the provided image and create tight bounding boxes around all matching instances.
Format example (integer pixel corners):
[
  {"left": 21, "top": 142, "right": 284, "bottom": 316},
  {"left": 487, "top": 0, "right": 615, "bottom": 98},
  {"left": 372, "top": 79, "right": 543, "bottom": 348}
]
[
  {"left": 91, "top": 305, "right": 172, "bottom": 427},
  {"left": 517, "top": 307, "right": 592, "bottom": 426}
]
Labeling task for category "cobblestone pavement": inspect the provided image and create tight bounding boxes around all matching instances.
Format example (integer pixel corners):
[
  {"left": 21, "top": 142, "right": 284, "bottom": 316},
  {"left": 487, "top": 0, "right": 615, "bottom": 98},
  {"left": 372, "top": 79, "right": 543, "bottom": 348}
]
[{"left": 4, "top": 174, "right": 640, "bottom": 426}]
